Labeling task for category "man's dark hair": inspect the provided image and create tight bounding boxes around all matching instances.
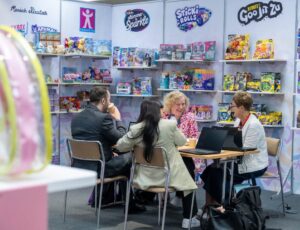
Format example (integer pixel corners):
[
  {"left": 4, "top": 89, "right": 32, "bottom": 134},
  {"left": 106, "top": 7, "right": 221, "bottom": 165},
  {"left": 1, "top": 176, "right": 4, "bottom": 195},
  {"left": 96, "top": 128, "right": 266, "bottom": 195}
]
[{"left": 89, "top": 87, "right": 108, "bottom": 104}]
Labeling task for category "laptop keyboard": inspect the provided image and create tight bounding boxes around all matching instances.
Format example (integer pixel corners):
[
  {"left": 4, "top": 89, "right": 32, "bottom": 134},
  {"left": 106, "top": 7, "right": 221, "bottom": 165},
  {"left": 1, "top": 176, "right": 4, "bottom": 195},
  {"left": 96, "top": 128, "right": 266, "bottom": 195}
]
[{"left": 184, "top": 148, "right": 218, "bottom": 155}]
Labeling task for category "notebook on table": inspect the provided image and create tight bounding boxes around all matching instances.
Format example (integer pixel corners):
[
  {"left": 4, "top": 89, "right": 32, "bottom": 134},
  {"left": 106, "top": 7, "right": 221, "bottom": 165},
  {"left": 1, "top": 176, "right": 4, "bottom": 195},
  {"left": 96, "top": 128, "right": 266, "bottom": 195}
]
[
  {"left": 212, "top": 126, "right": 257, "bottom": 152},
  {"left": 182, "top": 127, "right": 228, "bottom": 155}
]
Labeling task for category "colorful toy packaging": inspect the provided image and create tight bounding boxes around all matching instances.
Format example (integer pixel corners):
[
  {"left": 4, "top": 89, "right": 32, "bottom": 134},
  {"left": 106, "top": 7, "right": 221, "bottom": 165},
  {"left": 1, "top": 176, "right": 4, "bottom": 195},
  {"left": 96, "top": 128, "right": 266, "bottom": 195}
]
[
  {"left": 260, "top": 72, "right": 281, "bottom": 93},
  {"left": 119, "top": 48, "right": 128, "bottom": 67},
  {"left": 234, "top": 72, "right": 252, "bottom": 91},
  {"left": 140, "top": 77, "right": 152, "bottom": 95},
  {"left": 191, "top": 42, "right": 205, "bottom": 60},
  {"left": 225, "top": 34, "right": 250, "bottom": 60},
  {"left": 159, "top": 44, "right": 183, "bottom": 60},
  {"left": 189, "top": 105, "right": 213, "bottom": 120},
  {"left": 218, "top": 103, "right": 233, "bottom": 123},
  {"left": 35, "top": 32, "right": 61, "bottom": 53},
  {"left": 116, "top": 82, "right": 131, "bottom": 95},
  {"left": 113, "top": 46, "right": 120, "bottom": 66},
  {"left": 59, "top": 96, "right": 80, "bottom": 111},
  {"left": 297, "top": 111, "right": 300, "bottom": 128},
  {"left": 223, "top": 74, "right": 235, "bottom": 91},
  {"left": 204, "top": 41, "right": 216, "bottom": 61},
  {"left": 253, "top": 39, "right": 274, "bottom": 59},
  {"left": 246, "top": 79, "right": 261, "bottom": 92},
  {"left": 192, "top": 69, "right": 215, "bottom": 90}
]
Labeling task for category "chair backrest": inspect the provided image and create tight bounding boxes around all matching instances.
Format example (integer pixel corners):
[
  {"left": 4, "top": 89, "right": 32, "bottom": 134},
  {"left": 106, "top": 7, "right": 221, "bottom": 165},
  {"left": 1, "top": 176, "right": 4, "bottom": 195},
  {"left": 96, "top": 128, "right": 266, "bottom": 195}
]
[
  {"left": 133, "top": 146, "right": 168, "bottom": 169},
  {"left": 266, "top": 137, "right": 280, "bottom": 157},
  {"left": 66, "top": 138, "right": 103, "bottom": 162}
]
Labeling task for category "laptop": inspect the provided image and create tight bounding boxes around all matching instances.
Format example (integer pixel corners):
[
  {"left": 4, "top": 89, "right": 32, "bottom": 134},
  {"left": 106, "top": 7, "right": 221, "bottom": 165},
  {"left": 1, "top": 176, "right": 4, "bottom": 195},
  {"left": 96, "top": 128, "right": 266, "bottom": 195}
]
[
  {"left": 212, "top": 126, "right": 257, "bottom": 152},
  {"left": 182, "top": 127, "right": 228, "bottom": 155}
]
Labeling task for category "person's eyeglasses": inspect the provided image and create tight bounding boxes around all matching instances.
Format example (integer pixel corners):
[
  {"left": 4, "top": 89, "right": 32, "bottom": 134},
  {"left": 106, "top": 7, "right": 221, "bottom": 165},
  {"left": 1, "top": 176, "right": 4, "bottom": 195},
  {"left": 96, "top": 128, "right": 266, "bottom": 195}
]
[{"left": 228, "top": 104, "right": 237, "bottom": 110}]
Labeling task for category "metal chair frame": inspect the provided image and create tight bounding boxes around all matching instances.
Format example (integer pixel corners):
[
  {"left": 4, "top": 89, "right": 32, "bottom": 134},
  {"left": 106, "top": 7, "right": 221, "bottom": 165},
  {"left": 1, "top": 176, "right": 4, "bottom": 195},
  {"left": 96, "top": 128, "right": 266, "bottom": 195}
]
[
  {"left": 64, "top": 138, "right": 127, "bottom": 229},
  {"left": 123, "top": 146, "right": 195, "bottom": 230}
]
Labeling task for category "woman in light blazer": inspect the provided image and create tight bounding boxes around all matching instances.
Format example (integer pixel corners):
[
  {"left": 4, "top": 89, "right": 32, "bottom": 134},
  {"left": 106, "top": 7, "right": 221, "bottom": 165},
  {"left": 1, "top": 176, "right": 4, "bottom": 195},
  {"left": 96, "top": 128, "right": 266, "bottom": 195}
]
[
  {"left": 115, "top": 99, "right": 200, "bottom": 228},
  {"left": 201, "top": 91, "right": 268, "bottom": 206}
]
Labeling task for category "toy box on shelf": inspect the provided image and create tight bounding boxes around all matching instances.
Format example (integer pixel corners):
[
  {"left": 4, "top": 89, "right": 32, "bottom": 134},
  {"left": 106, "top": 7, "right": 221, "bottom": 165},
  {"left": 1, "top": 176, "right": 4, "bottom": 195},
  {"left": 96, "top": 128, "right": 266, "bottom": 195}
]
[
  {"left": 159, "top": 41, "right": 216, "bottom": 61},
  {"left": 62, "top": 66, "right": 112, "bottom": 84},
  {"left": 59, "top": 96, "right": 81, "bottom": 112},
  {"left": 34, "top": 32, "right": 65, "bottom": 54},
  {"left": 64, "top": 37, "right": 111, "bottom": 55},
  {"left": 225, "top": 34, "right": 250, "bottom": 60},
  {"left": 116, "top": 77, "right": 152, "bottom": 96},
  {"left": 222, "top": 72, "right": 281, "bottom": 93},
  {"left": 113, "top": 46, "right": 158, "bottom": 67},
  {"left": 189, "top": 105, "right": 213, "bottom": 120},
  {"left": 160, "top": 68, "right": 215, "bottom": 90},
  {"left": 253, "top": 39, "right": 274, "bottom": 59}
]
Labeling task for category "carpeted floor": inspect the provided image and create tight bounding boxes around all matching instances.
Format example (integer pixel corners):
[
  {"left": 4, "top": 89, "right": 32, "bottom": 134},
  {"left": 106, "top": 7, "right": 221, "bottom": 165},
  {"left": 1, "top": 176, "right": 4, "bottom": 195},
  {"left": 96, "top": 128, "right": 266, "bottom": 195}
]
[{"left": 48, "top": 187, "right": 299, "bottom": 230}]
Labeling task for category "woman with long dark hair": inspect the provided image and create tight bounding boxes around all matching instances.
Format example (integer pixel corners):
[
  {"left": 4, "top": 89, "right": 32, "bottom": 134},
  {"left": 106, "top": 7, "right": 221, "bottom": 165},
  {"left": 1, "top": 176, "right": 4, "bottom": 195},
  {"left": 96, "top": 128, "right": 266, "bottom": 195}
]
[{"left": 115, "top": 99, "right": 200, "bottom": 228}]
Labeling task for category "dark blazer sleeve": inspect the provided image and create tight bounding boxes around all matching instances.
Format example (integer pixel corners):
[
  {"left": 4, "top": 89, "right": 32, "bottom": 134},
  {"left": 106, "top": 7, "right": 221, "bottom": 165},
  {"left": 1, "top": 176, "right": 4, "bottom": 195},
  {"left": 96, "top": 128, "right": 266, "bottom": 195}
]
[{"left": 101, "top": 114, "right": 126, "bottom": 145}]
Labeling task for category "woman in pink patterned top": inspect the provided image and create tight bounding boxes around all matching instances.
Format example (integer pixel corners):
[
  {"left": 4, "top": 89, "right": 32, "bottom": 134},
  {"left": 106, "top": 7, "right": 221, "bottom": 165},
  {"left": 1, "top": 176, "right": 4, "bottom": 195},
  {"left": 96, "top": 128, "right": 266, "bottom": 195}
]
[
  {"left": 163, "top": 91, "right": 199, "bottom": 138},
  {"left": 163, "top": 91, "right": 200, "bottom": 208}
]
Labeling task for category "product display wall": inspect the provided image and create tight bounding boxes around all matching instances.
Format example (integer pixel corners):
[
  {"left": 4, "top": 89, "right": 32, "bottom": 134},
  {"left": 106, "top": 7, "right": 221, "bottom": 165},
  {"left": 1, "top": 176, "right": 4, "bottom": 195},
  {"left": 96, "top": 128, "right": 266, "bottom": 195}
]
[{"left": 1, "top": 0, "right": 300, "bottom": 194}]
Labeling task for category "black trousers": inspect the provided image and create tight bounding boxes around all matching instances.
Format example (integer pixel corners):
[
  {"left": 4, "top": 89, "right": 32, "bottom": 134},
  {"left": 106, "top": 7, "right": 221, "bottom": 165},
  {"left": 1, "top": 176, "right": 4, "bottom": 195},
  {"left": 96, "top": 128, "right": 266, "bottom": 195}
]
[{"left": 178, "top": 157, "right": 198, "bottom": 218}]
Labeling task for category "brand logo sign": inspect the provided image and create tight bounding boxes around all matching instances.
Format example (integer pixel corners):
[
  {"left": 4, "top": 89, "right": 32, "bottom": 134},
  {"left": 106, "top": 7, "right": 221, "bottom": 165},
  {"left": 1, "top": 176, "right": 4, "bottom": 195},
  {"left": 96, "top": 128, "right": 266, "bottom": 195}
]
[
  {"left": 175, "top": 5, "right": 212, "bottom": 32},
  {"left": 238, "top": 1, "right": 283, "bottom": 25},
  {"left": 31, "top": 24, "right": 57, "bottom": 33},
  {"left": 124, "top": 9, "right": 150, "bottom": 32},
  {"left": 10, "top": 5, "right": 47, "bottom": 15},
  {"left": 11, "top": 23, "right": 28, "bottom": 36},
  {"left": 80, "top": 8, "right": 95, "bottom": 33}
]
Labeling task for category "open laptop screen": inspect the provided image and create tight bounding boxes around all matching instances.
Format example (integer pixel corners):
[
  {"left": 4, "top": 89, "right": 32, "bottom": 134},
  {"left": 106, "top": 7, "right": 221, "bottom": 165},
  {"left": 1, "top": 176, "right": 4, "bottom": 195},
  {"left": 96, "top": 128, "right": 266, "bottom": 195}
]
[{"left": 196, "top": 127, "right": 229, "bottom": 151}]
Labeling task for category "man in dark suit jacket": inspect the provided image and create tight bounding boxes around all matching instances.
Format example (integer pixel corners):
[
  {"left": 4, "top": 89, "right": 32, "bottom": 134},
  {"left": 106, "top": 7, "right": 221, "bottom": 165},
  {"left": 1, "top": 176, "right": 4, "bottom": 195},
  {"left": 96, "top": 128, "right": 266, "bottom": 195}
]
[{"left": 71, "top": 87, "right": 144, "bottom": 213}]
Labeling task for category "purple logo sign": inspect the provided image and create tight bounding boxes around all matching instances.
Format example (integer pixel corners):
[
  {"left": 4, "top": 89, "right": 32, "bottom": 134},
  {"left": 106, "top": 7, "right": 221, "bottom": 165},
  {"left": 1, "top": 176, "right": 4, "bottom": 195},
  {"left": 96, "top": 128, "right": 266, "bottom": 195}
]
[{"left": 80, "top": 7, "right": 95, "bottom": 33}]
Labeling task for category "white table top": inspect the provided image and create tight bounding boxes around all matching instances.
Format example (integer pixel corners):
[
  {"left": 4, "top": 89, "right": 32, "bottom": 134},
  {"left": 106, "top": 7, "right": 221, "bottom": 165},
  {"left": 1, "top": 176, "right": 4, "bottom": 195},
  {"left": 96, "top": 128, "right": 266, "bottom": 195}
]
[{"left": 0, "top": 165, "right": 97, "bottom": 193}]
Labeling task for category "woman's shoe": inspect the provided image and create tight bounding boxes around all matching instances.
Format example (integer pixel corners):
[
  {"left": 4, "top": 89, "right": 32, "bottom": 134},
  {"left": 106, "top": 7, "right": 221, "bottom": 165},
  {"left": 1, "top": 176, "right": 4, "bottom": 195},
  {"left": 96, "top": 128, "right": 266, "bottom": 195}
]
[{"left": 181, "top": 216, "right": 200, "bottom": 229}]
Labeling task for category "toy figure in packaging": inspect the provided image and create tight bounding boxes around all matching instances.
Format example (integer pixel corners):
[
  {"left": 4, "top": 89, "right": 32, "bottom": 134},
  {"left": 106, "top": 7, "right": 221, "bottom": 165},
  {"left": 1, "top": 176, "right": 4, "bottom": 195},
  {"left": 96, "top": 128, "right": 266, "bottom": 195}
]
[
  {"left": 159, "top": 44, "right": 173, "bottom": 60},
  {"left": 169, "top": 71, "right": 178, "bottom": 89},
  {"left": 119, "top": 48, "right": 128, "bottom": 67},
  {"left": 298, "top": 72, "right": 300, "bottom": 94},
  {"left": 192, "top": 68, "right": 204, "bottom": 89},
  {"left": 132, "top": 78, "right": 142, "bottom": 95},
  {"left": 84, "top": 38, "right": 94, "bottom": 54},
  {"left": 141, "top": 77, "right": 152, "bottom": 95},
  {"left": 260, "top": 72, "right": 280, "bottom": 93},
  {"left": 191, "top": 42, "right": 205, "bottom": 60},
  {"left": 218, "top": 103, "right": 233, "bottom": 122},
  {"left": 175, "top": 72, "right": 184, "bottom": 89},
  {"left": 116, "top": 82, "right": 131, "bottom": 95},
  {"left": 246, "top": 79, "right": 260, "bottom": 92},
  {"left": 127, "top": 47, "right": 137, "bottom": 66},
  {"left": 223, "top": 74, "right": 235, "bottom": 91},
  {"left": 225, "top": 34, "right": 250, "bottom": 60},
  {"left": 175, "top": 49, "right": 186, "bottom": 60},
  {"left": 113, "top": 46, "right": 120, "bottom": 66},
  {"left": 182, "top": 69, "right": 194, "bottom": 89},
  {"left": 204, "top": 41, "right": 216, "bottom": 61},
  {"left": 234, "top": 72, "right": 251, "bottom": 91},
  {"left": 253, "top": 39, "right": 274, "bottom": 59},
  {"left": 94, "top": 67, "right": 102, "bottom": 81},
  {"left": 185, "top": 44, "right": 192, "bottom": 60}
]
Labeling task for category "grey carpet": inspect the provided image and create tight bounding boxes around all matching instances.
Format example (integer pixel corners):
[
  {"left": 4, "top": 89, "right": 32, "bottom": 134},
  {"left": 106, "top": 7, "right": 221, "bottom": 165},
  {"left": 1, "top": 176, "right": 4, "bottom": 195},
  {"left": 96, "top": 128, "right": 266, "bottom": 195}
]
[{"left": 49, "top": 187, "right": 299, "bottom": 230}]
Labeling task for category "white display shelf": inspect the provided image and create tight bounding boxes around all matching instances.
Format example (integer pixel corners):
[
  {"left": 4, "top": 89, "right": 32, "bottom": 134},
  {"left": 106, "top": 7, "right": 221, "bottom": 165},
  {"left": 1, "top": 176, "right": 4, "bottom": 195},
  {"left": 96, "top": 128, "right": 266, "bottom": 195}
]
[
  {"left": 116, "top": 66, "right": 159, "bottom": 70},
  {"left": 60, "top": 82, "right": 111, "bottom": 86},
  {"left": 216, "top": 121, "right": 283, "bottom": 128},
  {"left": 196, "top": 119, "right": 217, "bottom": 123},
  {"left": 218, "top": 90, "right": 284, "bottom": 96},
  {"left": 111, "top": 94, "right": 158, "bottom": 98},
  {"left": 46, "top": 82, "right": 60, "bottom": 86},
  {"left": 157, "top": 59, "right": 215, "bottom": 64},
  {"left": 0, "top": 165, "right": 97, "bottom": 193},
  {"left": 51, "top": 110, "right": 83, "bottom": 114},
  {"left": 220, "top": 59, "right": 286, "bottom": 64},
  {"left": 36, "top": 53, "right": 63, "bottom": 57},
  {"left": 291, "top": 127, "right": 300, "bottom": 131},
  {"left": 157, "top": 88, "right": 217, "bottom": 93},
  {"left": 64, "top": 53, "right": 110, "bottom": 59}
]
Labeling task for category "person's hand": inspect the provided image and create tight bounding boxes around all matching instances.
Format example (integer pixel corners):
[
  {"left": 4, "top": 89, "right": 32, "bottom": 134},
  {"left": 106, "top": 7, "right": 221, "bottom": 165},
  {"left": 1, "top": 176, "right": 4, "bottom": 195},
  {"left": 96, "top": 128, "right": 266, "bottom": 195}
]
[
  {"left": 112, "top": 152, "right": 119, "bottom": 157},
  {"left": 108, "top": 104, "right": 121, "bottom": 121}
]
